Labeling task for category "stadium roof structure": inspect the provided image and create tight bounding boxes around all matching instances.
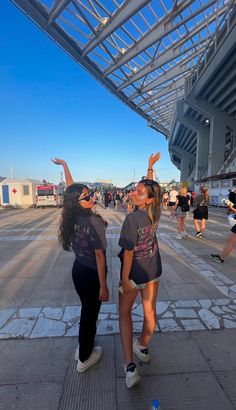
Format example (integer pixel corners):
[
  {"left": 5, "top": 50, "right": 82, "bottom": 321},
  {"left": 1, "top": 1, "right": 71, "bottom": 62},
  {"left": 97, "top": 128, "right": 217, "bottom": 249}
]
[{"left": 11, "top": 0, "right": 235, "bottom": 138}]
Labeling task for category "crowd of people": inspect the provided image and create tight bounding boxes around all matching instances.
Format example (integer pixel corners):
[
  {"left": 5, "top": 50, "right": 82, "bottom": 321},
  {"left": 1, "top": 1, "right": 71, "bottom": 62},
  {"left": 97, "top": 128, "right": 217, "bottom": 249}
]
[
  {"left": 160, "top": 185, "right": 209, "bottom": 239},
  {"left": 51, "top": 156, "right": 235, "bottom": 390},
  {"left": 103, "top": 190, "right": 132, "bottom": 211}
]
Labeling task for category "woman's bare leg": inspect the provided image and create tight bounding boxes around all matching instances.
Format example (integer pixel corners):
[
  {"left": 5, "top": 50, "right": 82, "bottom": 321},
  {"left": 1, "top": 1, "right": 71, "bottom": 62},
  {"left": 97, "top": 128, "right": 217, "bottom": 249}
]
[
  {"left": 194, "top": 219, "right": 200, "bottom": 232},
  {"left": 221, "top": 233, "right": 236, "bottom": 260},
  {"left": 201, "top": 219, "right": 206, "bottom": 233},
  {"left": 139, "top": 281, "right": 159, "bottom": 347},
  {"left": 119, "top": 289, "right": 139, "bottom": 366},
  {"left": 181, "top": 217, "right": 186, "bottom": 233},
  {"left": 177, "top": 217, "right": 182, "bottom": 234}
]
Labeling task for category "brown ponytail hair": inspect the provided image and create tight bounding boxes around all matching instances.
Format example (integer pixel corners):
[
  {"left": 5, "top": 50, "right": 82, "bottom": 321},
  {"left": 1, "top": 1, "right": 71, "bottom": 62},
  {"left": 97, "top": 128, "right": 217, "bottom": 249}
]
[
  {"left": 138, "top": 179, "right": 161, "bottom": 225},
  {"left": 200, "top": 186, "right": 209, "bottom": 202}
]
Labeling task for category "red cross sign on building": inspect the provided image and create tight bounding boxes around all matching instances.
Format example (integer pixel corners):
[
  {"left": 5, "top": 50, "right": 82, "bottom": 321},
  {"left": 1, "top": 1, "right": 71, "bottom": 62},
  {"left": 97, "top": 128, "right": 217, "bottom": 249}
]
[{"left": 12, "top": 188, "right": 17, "bottom": 194}]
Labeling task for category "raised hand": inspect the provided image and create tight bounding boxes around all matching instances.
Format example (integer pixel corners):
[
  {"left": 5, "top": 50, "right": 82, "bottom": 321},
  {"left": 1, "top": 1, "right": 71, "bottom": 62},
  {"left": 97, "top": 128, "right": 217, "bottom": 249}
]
[
  {"left": 51, "top": 158, "right": 74, "bottom": 187},
  {"left": 148, "top": 152, "right": 161, "bottom": 168},
  {"left": 51, "top": 158, "right": 66, "bottom": 166}
]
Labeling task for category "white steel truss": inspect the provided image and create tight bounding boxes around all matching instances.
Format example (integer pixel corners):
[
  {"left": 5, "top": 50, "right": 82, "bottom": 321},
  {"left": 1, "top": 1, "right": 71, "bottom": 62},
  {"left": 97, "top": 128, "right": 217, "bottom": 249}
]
[{"left": 10, "top": 0, "right": 235, "bottom": 138}]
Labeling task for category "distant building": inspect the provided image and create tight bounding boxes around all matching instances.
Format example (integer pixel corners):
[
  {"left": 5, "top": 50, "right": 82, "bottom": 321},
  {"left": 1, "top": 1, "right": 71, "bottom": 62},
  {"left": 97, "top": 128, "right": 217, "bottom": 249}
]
[
  {"left": 0, "top": 178, "right": 41, "bottom": 208},
  {"left": 159, "top": 181, "right": 181, "bottom": 192},
  {"left": 0, "top": 176, "right": 6, "bottom": 183},
  {"left": 79, "top": 181, "right": 114, "bottom": 190},
  {"left": 122, "top": 182, "right": 136, "bottom": 191}
]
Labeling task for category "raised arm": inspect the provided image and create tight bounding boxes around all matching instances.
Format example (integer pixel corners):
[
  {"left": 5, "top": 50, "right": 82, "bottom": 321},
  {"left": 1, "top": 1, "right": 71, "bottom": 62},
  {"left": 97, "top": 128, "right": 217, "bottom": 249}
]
[
  {"left": 147, "top": 152, "right": 161, "bottom": 180},
  {"left": 51, "top": 158, "right": 74, "bottom": 187}
]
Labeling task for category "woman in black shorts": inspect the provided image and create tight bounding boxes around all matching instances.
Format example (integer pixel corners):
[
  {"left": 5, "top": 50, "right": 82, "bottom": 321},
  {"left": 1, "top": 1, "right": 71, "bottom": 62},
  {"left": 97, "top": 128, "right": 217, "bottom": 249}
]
[
  {"left": 210, "top": 204, "right": 236, "bottom": 263},
  {"left": 193, "top": 187, "right": 209, "bottom": 238}
]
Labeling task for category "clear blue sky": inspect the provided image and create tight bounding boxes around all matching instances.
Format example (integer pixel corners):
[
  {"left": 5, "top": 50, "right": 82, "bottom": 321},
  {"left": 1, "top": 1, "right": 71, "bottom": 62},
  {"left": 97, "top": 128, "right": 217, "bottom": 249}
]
[{"left": 0, "top": 1, "right": 180, "bottom": 187}]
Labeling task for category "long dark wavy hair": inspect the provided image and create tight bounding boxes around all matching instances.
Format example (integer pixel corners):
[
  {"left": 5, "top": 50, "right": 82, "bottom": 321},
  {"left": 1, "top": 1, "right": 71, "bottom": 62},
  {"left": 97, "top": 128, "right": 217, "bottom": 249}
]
[
  {"left": 138, "top": 179, "right": 161, "bottom": 225},
  {"left": 59, "top": 183, "right": 106, "bottom": 251}
]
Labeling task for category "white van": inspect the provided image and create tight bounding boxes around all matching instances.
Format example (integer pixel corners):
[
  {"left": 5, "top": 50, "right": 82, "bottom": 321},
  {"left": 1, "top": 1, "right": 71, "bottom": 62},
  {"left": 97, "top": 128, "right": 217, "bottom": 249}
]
[{"left": 35, "top": 184, "right": 64, "bottom": 208}]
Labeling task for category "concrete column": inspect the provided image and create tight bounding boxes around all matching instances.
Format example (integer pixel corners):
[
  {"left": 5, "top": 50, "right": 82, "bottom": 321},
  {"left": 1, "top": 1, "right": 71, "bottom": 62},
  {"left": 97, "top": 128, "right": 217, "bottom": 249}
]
[
  {"left": 180, "top": 152, "right": 194, "bottom": 182},
  {"left": 185, "top": 96, "right": 236, "bottom": 176},
  {"left": 196, "top": 127, "right": 210, "bottom": 179},
  {"left": 208, "top": 116, "right": 227, "bottom": 176}
]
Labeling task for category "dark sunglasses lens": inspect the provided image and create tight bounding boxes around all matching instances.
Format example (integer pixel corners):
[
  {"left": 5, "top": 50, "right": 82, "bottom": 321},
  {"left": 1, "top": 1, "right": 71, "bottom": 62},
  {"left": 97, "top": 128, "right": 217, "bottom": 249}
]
[
  {"left": 84, "top": 195, "right": 91, "bottom": 202},
  {"left": 79, "top": 193, "right": 91, "bottom": 202}
]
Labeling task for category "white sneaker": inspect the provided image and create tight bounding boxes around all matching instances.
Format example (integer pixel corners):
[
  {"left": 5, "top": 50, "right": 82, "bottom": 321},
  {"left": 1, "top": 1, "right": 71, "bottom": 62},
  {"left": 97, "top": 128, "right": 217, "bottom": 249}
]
[
  {"left": 176, "top": 234, "right": 182, "bottom": 239},
  {"left": 133, "top": 338, "right": 151, "bottom": 363},
  {"left": 181, "top": 231, "right": 188, "bottom": 238},
  {"left": 76, "top": 346, "right": 103, "bottom": 373},
  {"left": 124, "top": 363, "right": 141, "bottom": 388}
]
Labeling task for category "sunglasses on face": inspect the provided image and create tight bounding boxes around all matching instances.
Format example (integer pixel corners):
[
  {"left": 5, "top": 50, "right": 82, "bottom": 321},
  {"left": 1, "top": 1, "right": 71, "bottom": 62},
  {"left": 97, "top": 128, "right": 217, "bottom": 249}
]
[{"left": 78, "top": 193, "right": 92, "bottom": 202}]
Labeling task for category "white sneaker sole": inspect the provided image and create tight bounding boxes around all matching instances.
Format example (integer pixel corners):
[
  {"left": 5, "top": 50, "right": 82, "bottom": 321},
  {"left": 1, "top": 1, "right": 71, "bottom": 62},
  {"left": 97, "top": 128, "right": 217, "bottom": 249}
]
[
  {"left": 126, "top": 372, "right": 141, "bottom": 388},
  {"left": 133, "top": 341, "right": 151, "bottom": 363},
  {"left": 76, "top": 347, "right": 103, "bottom": 373}
]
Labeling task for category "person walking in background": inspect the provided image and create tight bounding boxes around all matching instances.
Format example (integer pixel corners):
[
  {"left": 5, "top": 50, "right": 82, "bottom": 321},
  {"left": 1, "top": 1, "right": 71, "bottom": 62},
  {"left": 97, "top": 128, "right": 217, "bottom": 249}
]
[
  {"left": 228, "top": 189, "right": 236, "bottom": 204},
  {"left": 193, "top": 186, "right": 210, "bottom": 238},
  {"left": 187, "top": 189, "right": 192, "bottom": 203},
  {"left": 168, "top": 186, "right": 178, "bottom": 219},
  {"left": 191, "top": 191, "right": 195, "bottom": 206},
  {"left": 210, "top": 202, "right": 236, "bottom": 263},
  {"left": 118, "top": 152, "right": 162, "bottom": 389},
  {"left": 227, "top": 189, "right": 236, "bottom": 221},
  {"left": 114, "top": 190, "right": 121, "bottom": 210},
  {"left": 174, "top": 186, "right": 190, "bottom": 239},
  {"left": 104, "top": 190, "right": 109, "bottom": 209},
  {"left": 51, "top": 158, "right": 109, "bottom": 372},
  {"left": 162, "top": 190, "right": 169, "bottom": 211}
]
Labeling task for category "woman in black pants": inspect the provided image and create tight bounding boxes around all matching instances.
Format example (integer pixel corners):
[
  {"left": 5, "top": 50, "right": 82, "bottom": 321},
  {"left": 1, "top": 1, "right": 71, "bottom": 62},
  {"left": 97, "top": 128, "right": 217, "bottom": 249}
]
[{"left": 52, "top": 158, "right": 109, "bottom": 373}]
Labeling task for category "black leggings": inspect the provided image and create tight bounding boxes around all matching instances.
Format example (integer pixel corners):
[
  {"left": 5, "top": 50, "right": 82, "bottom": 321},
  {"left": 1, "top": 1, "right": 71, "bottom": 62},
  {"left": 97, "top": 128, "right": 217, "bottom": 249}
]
[{"left": 72, "top": 259, "right": 101, "bottom": 362}]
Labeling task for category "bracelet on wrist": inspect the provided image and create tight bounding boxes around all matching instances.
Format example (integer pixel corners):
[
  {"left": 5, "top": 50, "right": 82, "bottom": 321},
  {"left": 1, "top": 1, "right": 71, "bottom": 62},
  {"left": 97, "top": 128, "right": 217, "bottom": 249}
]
[{"left": 147, "top": 168, "right": 153, "bottom": 171}]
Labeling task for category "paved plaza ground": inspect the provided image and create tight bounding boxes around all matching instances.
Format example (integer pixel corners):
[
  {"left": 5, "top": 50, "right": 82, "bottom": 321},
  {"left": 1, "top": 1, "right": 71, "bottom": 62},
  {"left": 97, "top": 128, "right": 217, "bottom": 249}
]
[{"left": 0, "top": 204, "right": 235, "bottom": 409}]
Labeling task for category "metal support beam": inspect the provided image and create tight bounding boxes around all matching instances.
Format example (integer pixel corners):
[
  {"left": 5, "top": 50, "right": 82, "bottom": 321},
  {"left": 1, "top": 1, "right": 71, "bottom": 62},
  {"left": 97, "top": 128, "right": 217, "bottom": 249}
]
[
  {"left": 48, "top": 0, "right": 71, "bottom": 24},
  {"left": 147, "top": 119, "right": 169, "bottom": 138},
  {"left": 118, "top": 3, "right": 228, "bottom": 92},
  {"left": 137, "top": 77, "right": 185, "bottom": 108},
  {"left": 129, "top": 64, "right": 191, "bottom": 101},
  {"left": 104, "top": 0, "right": 216, "bottom": 76},
  {"left": 143, "top": 90, "right": 184, "bottom": 114},
  {"left": 118, "top": 40, "right": 206, "bottom": 91},
  {"left": 82, "top": 0, "right": 151, "bottom": 56}
]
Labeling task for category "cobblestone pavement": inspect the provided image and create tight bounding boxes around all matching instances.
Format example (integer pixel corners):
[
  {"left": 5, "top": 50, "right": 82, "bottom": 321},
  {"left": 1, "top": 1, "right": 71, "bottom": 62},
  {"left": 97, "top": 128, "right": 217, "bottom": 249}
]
[{"left": 1, "top": 298, "right": 236, "bottom": 340}]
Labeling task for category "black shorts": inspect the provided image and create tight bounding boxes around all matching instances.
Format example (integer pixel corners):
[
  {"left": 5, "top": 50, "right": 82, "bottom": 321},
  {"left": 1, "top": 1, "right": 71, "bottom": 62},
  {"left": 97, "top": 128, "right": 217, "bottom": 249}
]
[
  {"left": 193, "top": 206, "right": 208, "bottom": 220},
  {"left": 231, "top": 224, "right": 236, "bottom": 234},
  {"left": 169, "top": 201, "right": 176, "bottom": 207}
]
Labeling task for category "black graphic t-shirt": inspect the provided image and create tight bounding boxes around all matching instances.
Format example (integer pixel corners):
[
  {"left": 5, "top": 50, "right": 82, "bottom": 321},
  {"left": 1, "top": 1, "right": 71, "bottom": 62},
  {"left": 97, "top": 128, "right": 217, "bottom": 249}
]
[
  {"left": 72, "top": 214, "right": 107, "bottom": 270},
  {"left": 119, "top": 209, "right": 162, "bottom": 285}
]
